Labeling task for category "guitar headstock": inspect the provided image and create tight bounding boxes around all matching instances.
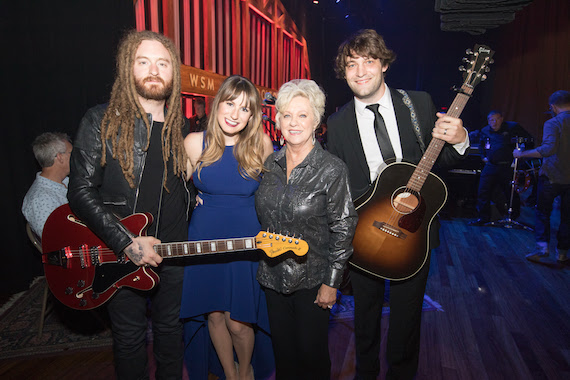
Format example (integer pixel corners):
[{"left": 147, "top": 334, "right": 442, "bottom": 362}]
[
  {"left": 459, "top": 44, "right": 494, "bottom": 94},
  {"left": 255, "top": 231, "right": 309, "bottom": 258}
]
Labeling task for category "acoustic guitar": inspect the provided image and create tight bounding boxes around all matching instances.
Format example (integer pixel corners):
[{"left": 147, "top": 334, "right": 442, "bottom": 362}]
[
  {"left": 351, "top": 44, "right": 494, "bottom": 280},
  {"left": 42, "top": 204, "right": 308, "bottom": 310}
]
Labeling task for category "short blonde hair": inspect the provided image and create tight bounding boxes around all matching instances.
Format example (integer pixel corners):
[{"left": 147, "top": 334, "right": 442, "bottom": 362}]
[{"left": 275, "top": 79, "right": 326, "bottom": 130}]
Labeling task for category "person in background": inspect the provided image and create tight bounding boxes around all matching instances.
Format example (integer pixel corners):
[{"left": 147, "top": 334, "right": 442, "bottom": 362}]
[
  {"left": 183, "top": 97, "right": 208, "bottom": 136},
  {"left": 327, "top": 29, "right": 469, "bottom": 380},
  {"left": 256, "top": 79, "right": 357, "bottom": 379},
  {"left": 470, "top": 110, "right": 533, "bottom": 225},
  {"left": 181, "top": 75, "right": 274, "bottom": 380},
  {"left": 67, "top": 30, "right": 190, "bottom": 379},
  {"left": 22, "top": 132, "right": 72, "bottom": 236},
  {"left": 514, "top": 90, "right": 570, "bottom": 263}
]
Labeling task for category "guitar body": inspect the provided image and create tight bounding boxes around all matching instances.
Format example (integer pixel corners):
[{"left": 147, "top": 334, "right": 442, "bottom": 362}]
[
  {"left": 41, "top": 205, "right": 310, "bottom": 310},
  {"left": 351, "top": 162, "right": 447, "bottom": 280},
  {"left": 42, "top": 204, "right": 158, "bottom": 310}
]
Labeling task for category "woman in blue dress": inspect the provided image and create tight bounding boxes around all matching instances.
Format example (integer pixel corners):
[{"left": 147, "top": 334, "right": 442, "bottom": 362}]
[{"left": 181, "top": 75, "right": 274, "bottom": 380}]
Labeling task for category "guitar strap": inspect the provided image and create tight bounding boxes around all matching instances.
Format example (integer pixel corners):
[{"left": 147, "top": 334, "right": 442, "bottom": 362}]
[{"left": 396, "top": 89, "right": 426, "bottom": 154}]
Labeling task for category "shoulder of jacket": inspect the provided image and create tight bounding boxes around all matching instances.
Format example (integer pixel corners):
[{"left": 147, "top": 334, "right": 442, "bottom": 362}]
[{"left": 328, "top": 100, "right": 354, "bottom": 124}]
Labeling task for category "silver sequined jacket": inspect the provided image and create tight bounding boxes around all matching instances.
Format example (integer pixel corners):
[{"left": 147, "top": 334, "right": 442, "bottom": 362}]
[{"left": 255, "top": 143, "right": 358, "bottom": 294}]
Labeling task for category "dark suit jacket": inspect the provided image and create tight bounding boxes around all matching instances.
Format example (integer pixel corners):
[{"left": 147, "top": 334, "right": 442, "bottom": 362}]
[
  {"left": 327, "top": 88, "right": 468, "bottom": 250},
  {"left": 327, "top": 88, "right": 465, "bottom": 199}
]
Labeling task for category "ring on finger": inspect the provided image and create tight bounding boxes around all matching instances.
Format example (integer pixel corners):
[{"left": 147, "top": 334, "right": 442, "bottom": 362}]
[{"left": 443, "top": 129, "right": 447, "bottom": 135}]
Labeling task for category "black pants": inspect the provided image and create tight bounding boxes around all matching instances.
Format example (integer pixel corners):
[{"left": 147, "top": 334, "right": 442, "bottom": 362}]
[
  {"left": 265, "top": 286, "right": 331, "bottom": 380},
  {"left": 476, "top": 163, "right": 520, "bottom": 220},
  {"left": 535, "top": 175, "right": 570, "bottom": 250},
  {"left": 107, "top": 265, "right": 184, "bottom": 380},
  {"left": 351, "top": 253, "right": 430, "bottom": 380}
]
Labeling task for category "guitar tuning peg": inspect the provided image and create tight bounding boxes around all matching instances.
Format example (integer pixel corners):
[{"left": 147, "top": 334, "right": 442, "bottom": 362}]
[
  {"left": 489, "top": 58, "right": 494, "bottom": 64},
  {"left": 485, "top": 67, "right": 490, "bottom": 72},
  {"left": 462, "top": 57, "right": 470, "bottom": 63},
  {"left": 459, "top": 66, "right": 467, "bottom": 72},
  {"left": 465, "top": 48, "right": 473, "bottom": 55},
  {"left": 481, "top": 75, "right": 487, "bottom": 81}
]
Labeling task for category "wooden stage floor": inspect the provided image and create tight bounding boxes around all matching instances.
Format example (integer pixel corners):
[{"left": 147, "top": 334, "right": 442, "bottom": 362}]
[{"left": 1, "top": 199, "right": 568, "bottom": 379}]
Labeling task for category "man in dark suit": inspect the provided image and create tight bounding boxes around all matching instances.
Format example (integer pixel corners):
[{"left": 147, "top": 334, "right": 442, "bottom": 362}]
[{"left": 327, "top": 29, "right": 469, "bottom": 380}]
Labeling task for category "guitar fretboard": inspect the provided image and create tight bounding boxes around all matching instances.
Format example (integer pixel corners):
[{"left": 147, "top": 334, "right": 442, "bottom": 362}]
[
  {"left": 155, "top": 237, "right": 257, "bottom": 258},
  {"left": 407, "top": 87, "right": 473, "bottom": 192}
]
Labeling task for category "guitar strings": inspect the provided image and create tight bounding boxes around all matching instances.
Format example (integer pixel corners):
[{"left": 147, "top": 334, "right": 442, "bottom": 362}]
[{"left": 385, "top": 92, "right": 469, "bottom": 228}]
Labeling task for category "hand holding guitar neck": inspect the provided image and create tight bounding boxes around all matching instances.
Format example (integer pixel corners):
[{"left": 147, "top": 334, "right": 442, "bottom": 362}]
[{"left": 124, "top": 236, "right": 162, "bottom": 267}]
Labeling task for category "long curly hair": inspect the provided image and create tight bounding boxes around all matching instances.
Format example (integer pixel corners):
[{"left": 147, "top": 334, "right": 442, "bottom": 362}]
[
  {"left": 196, "top": 75, "right": 265, "bottom": 181},
  {"left": 100, "top": 30, "right": 186, "bottom": 188}
]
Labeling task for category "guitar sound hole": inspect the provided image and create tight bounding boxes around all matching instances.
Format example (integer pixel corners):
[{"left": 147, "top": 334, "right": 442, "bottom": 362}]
[{"left": 391, "top": 188, "right": 419, "bottom": 214}]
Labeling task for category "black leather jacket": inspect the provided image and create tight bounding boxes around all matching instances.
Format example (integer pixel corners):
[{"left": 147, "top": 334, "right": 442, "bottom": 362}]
[
  {"left": 255, "top": 143, "right": 358, "bottom": 294},
  {"left": 68, "top": 104, "right": 190, "bottom": 255}
]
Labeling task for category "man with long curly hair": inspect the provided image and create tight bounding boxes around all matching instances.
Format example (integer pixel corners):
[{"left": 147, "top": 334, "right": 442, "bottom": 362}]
[{"left": 68, "top": 30, "right": 191, "bottom": 379}]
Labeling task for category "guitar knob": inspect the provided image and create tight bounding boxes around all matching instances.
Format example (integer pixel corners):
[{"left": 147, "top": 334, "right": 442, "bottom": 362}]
[
  {"left": 65, "top": 287, "right": 73, "bottom": 295},
  {"left": 91, "top": 293, "right": 100, "bottom": 299},
  {"left": 79, "top": 299, "right": 87, "bottom": 307},
  {"left": 77, "top": 280, "right": 85, "bottom": 287}
]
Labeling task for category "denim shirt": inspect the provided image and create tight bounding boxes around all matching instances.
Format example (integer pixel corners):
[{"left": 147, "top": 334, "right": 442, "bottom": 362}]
[
  {"left": 536, "top": 111, "right": 570, "bottom": 184},
  {"left": 255, "top": 142, "right": 358, "bottom": 294}
]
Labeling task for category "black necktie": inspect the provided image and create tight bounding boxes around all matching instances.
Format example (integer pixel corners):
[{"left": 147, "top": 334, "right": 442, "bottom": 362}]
[{"left": 366, "top": 104, "right": 395, "bottom": 160}]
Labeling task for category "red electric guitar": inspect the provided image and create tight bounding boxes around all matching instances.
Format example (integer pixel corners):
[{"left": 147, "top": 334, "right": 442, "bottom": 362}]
[{"left": 42, "top": 204, "right": 308, "bottom": 310}]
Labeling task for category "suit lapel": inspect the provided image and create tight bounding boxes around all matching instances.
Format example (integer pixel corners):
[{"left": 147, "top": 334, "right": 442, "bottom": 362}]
[{"left": 343, "top": 100, "right": 372, "bottom": 183}]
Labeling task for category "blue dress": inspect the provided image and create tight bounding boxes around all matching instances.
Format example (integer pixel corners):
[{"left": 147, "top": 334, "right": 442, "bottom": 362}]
[{"left": 181, "top": 144, "right": 274, "bottom": 379}]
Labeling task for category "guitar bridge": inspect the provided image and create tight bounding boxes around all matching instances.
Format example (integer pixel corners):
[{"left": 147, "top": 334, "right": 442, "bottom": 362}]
[{"left": 373, "top": 221, "right": 407, "bottom": 239}]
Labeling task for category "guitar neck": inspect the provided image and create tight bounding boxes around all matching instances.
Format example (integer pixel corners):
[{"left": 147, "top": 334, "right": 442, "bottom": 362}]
[
  {"left": 154, "top": 236, "right": 258, "bottom": 258},
  {"left": 407, "top": 87, "right": 473, "bottom": 192}
]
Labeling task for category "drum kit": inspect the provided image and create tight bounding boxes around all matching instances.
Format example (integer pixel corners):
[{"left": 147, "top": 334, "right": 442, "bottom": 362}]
[{"left": 487, "top": 136, "right": 537, "bottom": 230}]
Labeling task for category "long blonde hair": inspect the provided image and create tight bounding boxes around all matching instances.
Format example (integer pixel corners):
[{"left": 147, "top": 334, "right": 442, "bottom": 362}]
[
  {"left": 100, "top": 30, "right": 186, "bottom": 188},
  {"left": 196, "top": 75, "right": 265, "bottom": 181}
]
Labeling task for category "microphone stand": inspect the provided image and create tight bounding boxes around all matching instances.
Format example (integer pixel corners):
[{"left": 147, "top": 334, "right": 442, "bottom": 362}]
[{"left": 487, "top": 138, "right": 533, "bottom": 231}]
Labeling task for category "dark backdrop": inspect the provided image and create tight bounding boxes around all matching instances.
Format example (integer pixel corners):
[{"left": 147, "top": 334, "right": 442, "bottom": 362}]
[
  {"left": 1, "top": 0, "right": 135, "bottom": 295},
  {"left": 287, "top": 0, "right": 569, "bottom": 138},
  {"left": 2, "top": 0, "right": 569, "bottom": 295}
]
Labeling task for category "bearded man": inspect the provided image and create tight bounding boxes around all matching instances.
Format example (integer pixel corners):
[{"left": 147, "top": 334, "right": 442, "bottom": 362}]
[{"left": 68, "top": 30, "right": 191, "bottom": 379}]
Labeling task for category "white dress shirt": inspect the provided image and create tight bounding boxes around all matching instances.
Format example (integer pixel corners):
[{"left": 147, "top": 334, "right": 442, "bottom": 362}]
[{"left": 354, "top": 84, "right": 469, "bottom": 182}]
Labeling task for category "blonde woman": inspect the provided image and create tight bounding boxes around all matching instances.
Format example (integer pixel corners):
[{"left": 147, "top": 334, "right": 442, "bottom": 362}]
[
  {"left": 180, "top": 75, "right": 274, "bottom": 380},
  {"left": 256, "top": 79, "right": 357, "bottom": 379}
]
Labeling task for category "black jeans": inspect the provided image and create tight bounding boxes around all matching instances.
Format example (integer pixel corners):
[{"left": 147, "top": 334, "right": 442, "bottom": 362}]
[
  {"left": 476, "top": 163, "right": 520, "bottom": 220},
  {"left": 351, "top": 253, "right": 430, "bottom": 380},
  {"left": 535, "top": 175, "right": 570, "bottom": 250},
  {"left": 265, "top": 286, "right": 331, "bottom": 380},
  {"left": 107, "top": 265, "right": 184, "bottom": 380}
]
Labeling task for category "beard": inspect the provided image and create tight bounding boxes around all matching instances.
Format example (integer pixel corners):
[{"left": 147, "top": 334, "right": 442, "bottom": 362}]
[{"left": 135, "top": 76, "right": 173, "bottom": 101}]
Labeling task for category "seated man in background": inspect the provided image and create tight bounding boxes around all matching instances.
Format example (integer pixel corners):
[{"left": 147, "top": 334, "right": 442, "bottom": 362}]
[{"left": 22, "top": 132, "right": 72, "bottom": 236}]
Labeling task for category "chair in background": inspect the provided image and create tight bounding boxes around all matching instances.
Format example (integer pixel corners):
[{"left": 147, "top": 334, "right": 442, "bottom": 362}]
[{"left": 25, "top": 223, "right": 51, "bottom": 338}]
